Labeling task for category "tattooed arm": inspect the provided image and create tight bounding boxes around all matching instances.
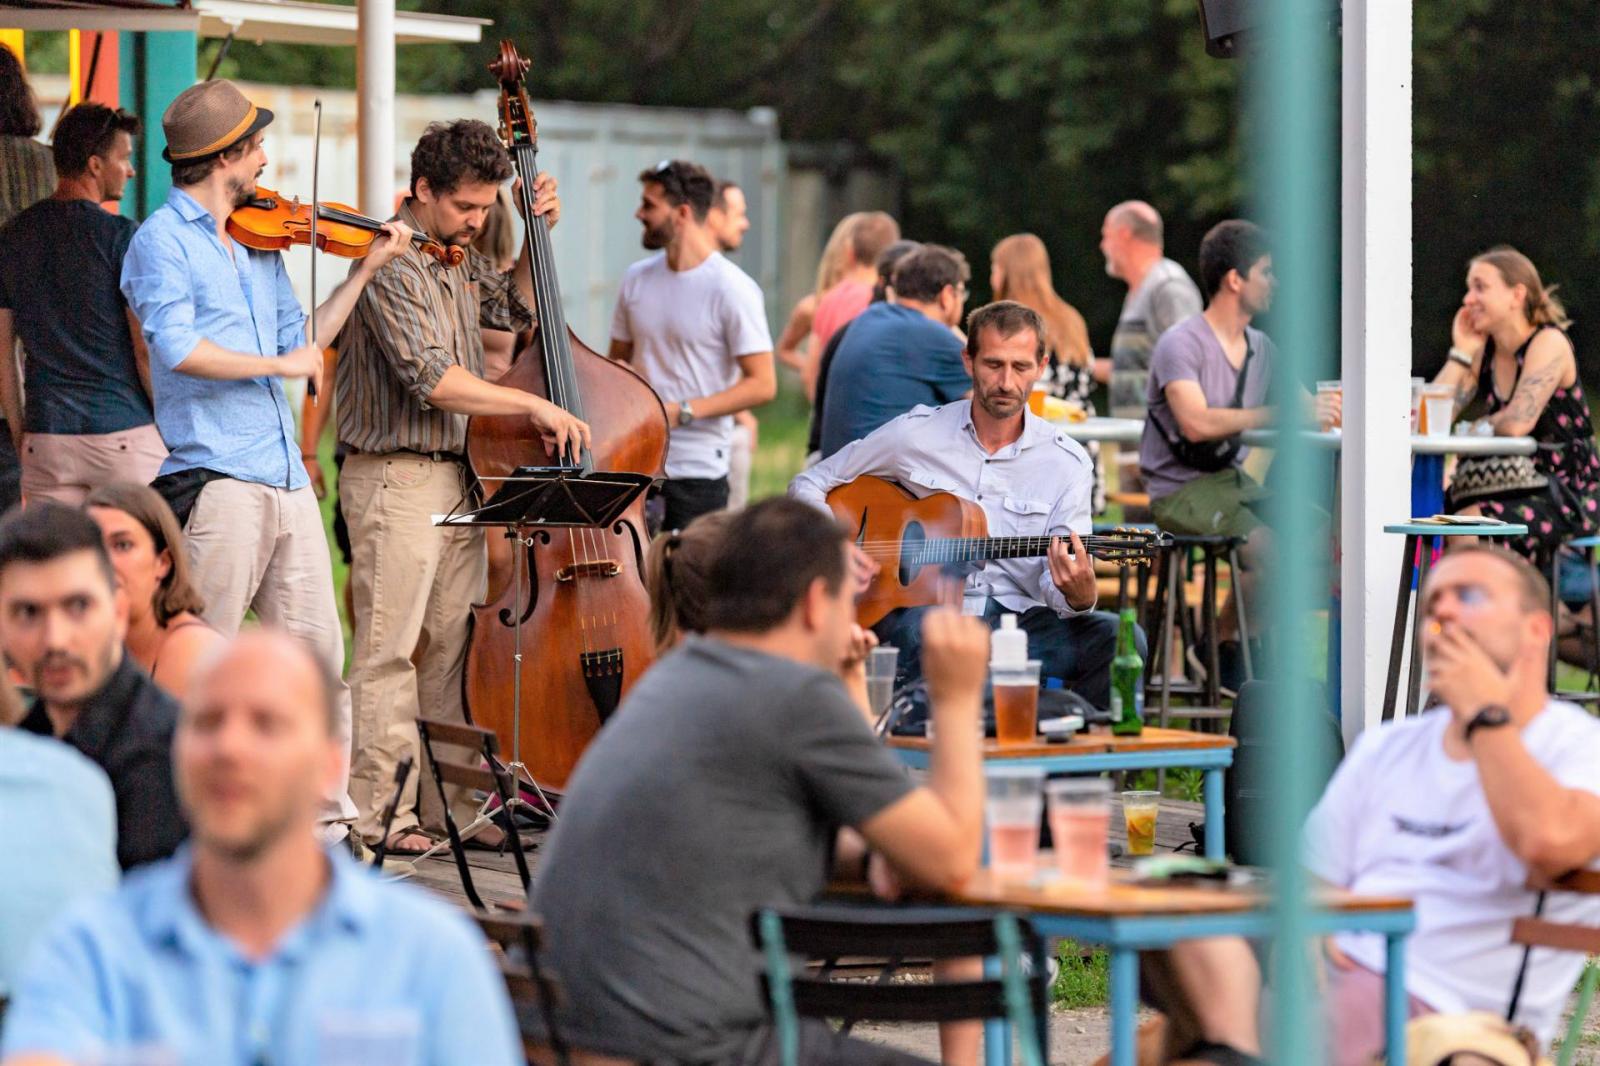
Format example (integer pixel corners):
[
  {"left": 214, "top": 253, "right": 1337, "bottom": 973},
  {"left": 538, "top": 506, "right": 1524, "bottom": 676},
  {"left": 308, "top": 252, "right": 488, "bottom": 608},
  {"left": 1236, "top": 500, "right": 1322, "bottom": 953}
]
[
  {"left": 1435, "top": 306, "right": 1486, "bottom": 407},
  {"left": 1488, "top": 331, "right": 1573, "bottom": 436}
]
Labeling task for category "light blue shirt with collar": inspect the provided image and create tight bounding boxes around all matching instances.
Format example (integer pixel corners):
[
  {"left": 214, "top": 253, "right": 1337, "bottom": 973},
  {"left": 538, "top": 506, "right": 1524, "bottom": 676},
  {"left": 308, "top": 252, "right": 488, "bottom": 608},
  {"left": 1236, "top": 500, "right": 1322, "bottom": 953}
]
[
  {"left": 120, "top": 187, "right": 309, "bottom": 489},
  {"left": 0, "top": 846, "right": 523, "bottom": 1066},
  {"left": 790, "top": 400, "right": 1096, "bottom": 617}
]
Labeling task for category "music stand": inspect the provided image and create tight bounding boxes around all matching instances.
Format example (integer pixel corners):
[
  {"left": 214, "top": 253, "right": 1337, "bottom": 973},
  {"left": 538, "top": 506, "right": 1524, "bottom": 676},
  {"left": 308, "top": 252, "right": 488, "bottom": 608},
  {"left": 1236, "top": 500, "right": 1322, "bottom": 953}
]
[{"left": 430, "top": 466, "right": 653, "bottom": 839}]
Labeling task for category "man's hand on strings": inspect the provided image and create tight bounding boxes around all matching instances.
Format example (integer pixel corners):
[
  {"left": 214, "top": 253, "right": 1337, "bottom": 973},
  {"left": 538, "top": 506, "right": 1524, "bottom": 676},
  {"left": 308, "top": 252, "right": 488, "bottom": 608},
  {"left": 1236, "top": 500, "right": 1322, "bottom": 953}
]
[
  {"left": 849, "top": 542, "right": 881, "bottom": 598},
  {"left": 1047, "top": 532, "right": 1098, "bottom": 611},
  {"left": 512, "top": 174, "right": 561, "bottom": 229},
  {"left": 528, "top": 397, "right": 590, "bottom": 463}
]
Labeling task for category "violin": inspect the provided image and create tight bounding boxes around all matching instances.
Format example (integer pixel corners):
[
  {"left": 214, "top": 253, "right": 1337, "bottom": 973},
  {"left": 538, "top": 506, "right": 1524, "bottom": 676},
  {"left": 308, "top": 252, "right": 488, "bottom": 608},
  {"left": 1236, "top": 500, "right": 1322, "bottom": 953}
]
[
  {"left": 463, "top": 41, "right": 669, "bottom": 793},
  {"left": 227, "top": 186, "right": 465, "bottom": 267}
]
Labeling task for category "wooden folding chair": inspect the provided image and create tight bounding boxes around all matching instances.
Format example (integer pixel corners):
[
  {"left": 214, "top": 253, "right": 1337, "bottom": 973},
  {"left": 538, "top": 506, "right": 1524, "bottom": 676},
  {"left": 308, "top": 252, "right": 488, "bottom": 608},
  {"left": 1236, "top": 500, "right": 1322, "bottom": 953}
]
[
  {"left": 472, "top": 910, "right": 570, "bottom": 1066},
  {"left": 415, "top": 718, "right": 532, "bottom": 910},
  {"left": 1506, "top": 869, "right": 1600, "bottom": 1066},
  {"left": 751, "top": 903, "right": 1048, "bottom": 1066},
  {"left": 368, "top": 755, "right": 414, "bottom": 869}
]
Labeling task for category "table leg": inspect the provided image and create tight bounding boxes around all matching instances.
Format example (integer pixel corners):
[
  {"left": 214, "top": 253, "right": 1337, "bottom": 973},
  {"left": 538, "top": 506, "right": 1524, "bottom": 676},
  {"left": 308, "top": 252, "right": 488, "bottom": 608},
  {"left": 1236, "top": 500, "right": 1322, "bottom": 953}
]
[
  {"left": 1203, "top": 767, "right": 1225, "bottom": 860},
  {"left": 1382, "top": 534, "right": 1417, "bottom": 721},
  {"left": 1407, "top": 539, "right": 1435, "bottom": 717},
  {"left": 984, "top": 954, "right": 1009, "bottom": 1066},
  {"left": 1384, "top": 933, "right": 1407, "bottom": 1065},
  {"left": 1109, "top": 947, "right": 1139, "bottom": 1066}
]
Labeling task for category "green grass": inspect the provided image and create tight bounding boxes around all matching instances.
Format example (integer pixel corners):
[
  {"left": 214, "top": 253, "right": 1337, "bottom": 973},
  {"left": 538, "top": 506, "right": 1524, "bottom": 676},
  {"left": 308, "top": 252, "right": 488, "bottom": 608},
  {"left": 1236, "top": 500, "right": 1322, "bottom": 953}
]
[
  {"left": 1053, "top": 940, "right": 1111, "bottom": 1007},
  {"left": 749, "top": 384, "right": 813, "bottom": 501}
]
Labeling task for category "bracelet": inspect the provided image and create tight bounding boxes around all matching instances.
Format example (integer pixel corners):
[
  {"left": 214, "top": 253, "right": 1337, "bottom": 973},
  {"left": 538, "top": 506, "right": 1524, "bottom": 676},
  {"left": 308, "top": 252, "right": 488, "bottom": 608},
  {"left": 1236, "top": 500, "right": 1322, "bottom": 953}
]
[{"left": 1447, "top": 347, "right": 1475, "bottom": 368}]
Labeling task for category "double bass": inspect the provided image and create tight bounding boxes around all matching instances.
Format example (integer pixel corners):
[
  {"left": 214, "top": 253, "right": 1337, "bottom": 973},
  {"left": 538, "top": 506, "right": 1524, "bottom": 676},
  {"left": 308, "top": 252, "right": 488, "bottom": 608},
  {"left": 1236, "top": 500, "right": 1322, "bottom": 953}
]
[{"left": 465, "top": 42, "right": 669, "bottom": 793}]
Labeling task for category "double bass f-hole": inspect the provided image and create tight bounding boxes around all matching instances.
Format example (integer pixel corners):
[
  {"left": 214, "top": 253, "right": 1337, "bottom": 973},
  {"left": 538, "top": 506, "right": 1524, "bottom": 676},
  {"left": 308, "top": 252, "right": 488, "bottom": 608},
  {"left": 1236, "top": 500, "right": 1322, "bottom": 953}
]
[{"left": 496, "top": 529, "right": 549, "bottom": 629}]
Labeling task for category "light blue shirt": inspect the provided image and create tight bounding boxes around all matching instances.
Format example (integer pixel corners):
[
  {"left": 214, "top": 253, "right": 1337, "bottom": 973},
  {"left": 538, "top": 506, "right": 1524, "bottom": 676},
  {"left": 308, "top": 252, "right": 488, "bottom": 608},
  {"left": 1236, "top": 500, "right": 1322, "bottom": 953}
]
[
  {"left": 0, "top": 729, "right": 118, "bottom": 999},
  {"left": 790, "top": 400, "right": 1095, "bottom": 617},
  {"left": 1, "top": 847, "right": 523, "bottom": 1066},
  {"left": 120, "top": 188, "right": 308, "bottom": 489}
]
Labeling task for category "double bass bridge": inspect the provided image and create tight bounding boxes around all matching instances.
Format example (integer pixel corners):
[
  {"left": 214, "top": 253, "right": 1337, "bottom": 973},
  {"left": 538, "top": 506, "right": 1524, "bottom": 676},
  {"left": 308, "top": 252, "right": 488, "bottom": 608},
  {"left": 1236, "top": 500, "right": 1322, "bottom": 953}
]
[{"left": 555, "top": 559, "right": 622, "bottom": 582}]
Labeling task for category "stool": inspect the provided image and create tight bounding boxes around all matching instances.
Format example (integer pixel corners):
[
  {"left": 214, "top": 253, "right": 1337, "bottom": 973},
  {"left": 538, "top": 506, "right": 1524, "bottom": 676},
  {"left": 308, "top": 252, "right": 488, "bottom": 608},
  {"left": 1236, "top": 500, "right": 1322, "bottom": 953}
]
[
  {"left": 1145, "top": 533, "right": 1252, "bottom": 729},
  {"left": 1381, "top": 521, "right": 1528, "bottom": 720},
  {"left": 1546, "top": 534, "right": 1600, "bottom": 704}
]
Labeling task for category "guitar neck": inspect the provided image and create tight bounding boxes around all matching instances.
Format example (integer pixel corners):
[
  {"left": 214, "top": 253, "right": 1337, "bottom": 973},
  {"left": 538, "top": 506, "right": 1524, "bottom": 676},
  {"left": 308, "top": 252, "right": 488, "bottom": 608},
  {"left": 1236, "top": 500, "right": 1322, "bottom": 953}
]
[{"left": 913, "top": 535, "right": 1107, "bottom": 564}]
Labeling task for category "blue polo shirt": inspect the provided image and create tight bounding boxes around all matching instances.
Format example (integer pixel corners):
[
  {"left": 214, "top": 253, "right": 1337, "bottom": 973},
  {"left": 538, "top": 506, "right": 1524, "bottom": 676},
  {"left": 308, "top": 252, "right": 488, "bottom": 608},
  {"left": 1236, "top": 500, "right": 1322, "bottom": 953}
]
[
  {"left": 1, "top": 847, "right": 522, "bottom": 1066},
  {"left": 120, "top": 188, "right": 308, "bottom": 489}
]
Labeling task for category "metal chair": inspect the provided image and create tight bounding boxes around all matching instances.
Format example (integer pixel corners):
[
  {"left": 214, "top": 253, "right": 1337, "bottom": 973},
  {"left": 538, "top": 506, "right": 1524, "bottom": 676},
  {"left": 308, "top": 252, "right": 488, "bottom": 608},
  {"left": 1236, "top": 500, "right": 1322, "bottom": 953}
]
[
  {"left": 1146, "top": 532, "right": 1251, "bottom": 730},
  {"left": 415, "top": 718, "right": 533, "bottom": 909},
  {"left": 751, "top": 903, "right": 1047, "bottom": 1066},
  {"left": 367, "top": 755, "right": 414, "bottom": 869},
  {"left": 1506, "top": 869, "right": 1600, "bottom": 1066}
]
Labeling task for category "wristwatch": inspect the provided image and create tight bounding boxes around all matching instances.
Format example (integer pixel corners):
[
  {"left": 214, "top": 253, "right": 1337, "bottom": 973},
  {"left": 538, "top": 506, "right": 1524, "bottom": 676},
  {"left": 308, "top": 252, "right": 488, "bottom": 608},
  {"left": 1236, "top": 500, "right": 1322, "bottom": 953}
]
[
  {"left": 1464, "top": 703, "right": 1513, "bottom": 741},
  {"left": 677, "top": 400, "right": 695, "bottom": 427}
]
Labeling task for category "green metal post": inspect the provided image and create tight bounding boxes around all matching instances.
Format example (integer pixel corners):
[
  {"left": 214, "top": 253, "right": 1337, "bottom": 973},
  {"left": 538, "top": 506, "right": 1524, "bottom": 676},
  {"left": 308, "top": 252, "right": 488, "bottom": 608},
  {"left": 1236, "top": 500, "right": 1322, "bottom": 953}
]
[
  {"left": 1252, "top": 2, "right": 1338, "bottom": 1063},
  {"left": 119, "top": 27, "right": 195, "bottom": 221}
]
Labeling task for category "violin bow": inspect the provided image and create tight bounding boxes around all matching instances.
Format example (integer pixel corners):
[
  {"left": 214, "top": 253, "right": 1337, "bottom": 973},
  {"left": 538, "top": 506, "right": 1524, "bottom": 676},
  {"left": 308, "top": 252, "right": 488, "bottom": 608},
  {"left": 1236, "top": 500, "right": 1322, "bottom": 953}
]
[{"left": 306, "top": 99, "right": 321, "bottom": 405}]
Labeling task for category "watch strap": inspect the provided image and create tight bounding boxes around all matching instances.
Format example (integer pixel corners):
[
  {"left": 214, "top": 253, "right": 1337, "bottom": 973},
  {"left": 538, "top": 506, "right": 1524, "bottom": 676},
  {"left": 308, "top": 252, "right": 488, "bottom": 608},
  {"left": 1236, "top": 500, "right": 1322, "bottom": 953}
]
[{"left": 1464, "top": 703, "right": 1512, "bottom": 740}]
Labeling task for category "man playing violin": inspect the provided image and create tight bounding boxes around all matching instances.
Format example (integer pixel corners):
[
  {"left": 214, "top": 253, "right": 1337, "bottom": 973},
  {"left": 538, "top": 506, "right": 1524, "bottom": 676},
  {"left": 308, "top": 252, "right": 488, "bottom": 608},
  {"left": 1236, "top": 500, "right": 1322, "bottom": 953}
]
[
  {"left": 334, "top": 119, "right": 589, "bottom": 854},
  {"left": 791, "top": 300, "right": 1144, "bottom": 710},
  {"left": 121, "top": 80, "right": 412, "bottom": 837}
]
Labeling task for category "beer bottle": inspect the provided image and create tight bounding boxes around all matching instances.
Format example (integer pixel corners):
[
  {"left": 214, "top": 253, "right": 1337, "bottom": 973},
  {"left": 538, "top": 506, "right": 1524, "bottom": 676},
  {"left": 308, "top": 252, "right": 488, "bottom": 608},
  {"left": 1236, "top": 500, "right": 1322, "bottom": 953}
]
[{"left": 1110, "top": 607, "right": 1144, "bottom": 736}]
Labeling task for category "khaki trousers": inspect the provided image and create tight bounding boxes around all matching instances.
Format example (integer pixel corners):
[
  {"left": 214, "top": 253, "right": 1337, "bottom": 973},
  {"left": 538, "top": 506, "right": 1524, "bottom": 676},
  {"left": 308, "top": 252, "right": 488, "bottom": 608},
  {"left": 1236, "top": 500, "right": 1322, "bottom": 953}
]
[
  {"left": 341, "top": 452, "right": 485, "bottom": 843},
  {"left": 22, "top": 423, "right": 168, "bottom": 506},
  {"left": 184, "top": 478, "right": 356, "bottom": 825}
]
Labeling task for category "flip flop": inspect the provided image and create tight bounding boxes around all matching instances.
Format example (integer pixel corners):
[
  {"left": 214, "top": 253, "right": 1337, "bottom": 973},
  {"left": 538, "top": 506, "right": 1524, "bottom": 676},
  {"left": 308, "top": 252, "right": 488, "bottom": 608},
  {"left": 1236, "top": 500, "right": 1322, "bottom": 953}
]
[{"left": 381, "top": 829, "right": 438, "bottom": 857}]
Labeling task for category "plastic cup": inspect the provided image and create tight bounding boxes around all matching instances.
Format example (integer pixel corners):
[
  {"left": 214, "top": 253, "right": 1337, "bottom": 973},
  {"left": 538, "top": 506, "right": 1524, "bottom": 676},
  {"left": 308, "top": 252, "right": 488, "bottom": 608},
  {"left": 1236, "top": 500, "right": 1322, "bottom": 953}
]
[
  {"left": 986, "top": 766, "right": 1044, "bottom": 882},
  {"left": 1047, "top": 778, "right": 1111, "bottom": 889},
  {"left": 1410, "top": 378, "right": 1426, "bottom": 433},
  {"left": 1316, "top": 380, "right": 1342, "bottom": 429},
  {"left": 1121, "top": 789, "right": 1160, "bottom": 856},
  {"left": 865, "top": 645, "right": 899, "bottom": 722},
  {"left": 1027, "top": 382, "right": 1050, "bottom": 415},
  {"left": 992, "top": 658, "right": 1042, "bottom": 746},
  {"left": 1420, "top": 384, "right": 1455, "bottom": 438}
]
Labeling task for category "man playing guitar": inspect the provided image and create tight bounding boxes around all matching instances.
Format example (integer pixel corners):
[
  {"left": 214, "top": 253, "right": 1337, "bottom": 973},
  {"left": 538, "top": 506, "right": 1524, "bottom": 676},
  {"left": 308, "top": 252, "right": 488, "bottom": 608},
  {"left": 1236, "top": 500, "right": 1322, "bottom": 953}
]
[{"left": 791, "top": 300, "right": 1143, "bottom": 709}]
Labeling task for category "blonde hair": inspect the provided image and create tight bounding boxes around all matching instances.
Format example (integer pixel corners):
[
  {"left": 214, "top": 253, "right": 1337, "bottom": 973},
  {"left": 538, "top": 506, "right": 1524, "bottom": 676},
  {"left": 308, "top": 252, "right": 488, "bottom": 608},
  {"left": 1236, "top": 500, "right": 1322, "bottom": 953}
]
[
  {"left": 644, "top": 510, "right": 738, "bottom": 653},
  {"left": 472, "top": 185, "right": 518, "bottom": 271},
  {"left": 1472, "top": 245, "right": 1571, "bottom": 330},
  {"left": 991, "top": 234, "right": 1092, "bottom": 367},
  {"left": 815, "top": 212, "right": 867, "bottom": 296}
]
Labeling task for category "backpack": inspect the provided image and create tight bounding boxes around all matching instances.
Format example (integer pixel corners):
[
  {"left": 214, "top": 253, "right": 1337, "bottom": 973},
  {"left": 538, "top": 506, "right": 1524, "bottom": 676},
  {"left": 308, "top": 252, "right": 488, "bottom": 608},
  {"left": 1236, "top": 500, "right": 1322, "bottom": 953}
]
[{"left": 1224, "top": 679, "right": 1344, "bottom": 867}]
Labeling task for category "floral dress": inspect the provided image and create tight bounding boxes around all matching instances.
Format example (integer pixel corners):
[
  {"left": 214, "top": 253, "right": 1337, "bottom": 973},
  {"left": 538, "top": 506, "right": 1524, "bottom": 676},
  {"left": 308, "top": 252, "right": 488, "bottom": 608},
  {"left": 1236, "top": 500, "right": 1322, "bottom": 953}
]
[
  {"left": 1464, "top": 326, "right": 1600, "bottom": 558},
  {"left": 1046, "top": 355, "right": 1106, "bottom": 514}
]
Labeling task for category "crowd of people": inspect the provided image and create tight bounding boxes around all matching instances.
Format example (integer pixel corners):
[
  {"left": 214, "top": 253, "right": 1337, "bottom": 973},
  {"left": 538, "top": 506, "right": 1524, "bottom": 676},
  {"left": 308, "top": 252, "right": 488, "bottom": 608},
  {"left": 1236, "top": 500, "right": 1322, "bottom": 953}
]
[{"left": 2, "top": 41, "right": 1600, "bottom": 1066}]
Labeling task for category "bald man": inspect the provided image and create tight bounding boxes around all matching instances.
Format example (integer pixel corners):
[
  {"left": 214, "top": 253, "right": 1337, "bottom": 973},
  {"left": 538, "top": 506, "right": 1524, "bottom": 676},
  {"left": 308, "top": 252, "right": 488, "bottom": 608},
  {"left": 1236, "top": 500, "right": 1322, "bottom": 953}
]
[
  {"left": 1, "top": 631, "right": 521, "bottom": 1066},
  {"left": 1098, "top": 200, "right": 1203, "bottom": 420}
]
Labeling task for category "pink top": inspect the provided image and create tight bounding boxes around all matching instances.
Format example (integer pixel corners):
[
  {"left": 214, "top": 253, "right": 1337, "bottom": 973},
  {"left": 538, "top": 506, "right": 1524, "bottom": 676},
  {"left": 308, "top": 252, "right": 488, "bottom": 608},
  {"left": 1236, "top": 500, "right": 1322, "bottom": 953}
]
[{"left": 809, "top": 280, "right": 874, "bottom": 352}]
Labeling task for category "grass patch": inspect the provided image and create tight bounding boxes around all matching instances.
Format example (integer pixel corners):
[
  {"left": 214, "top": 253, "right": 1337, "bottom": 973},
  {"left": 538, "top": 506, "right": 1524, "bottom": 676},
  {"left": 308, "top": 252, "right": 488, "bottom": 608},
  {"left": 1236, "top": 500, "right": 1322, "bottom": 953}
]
[{"left": 1053, "top": 940, "right": 1110, "bottom": 1007}]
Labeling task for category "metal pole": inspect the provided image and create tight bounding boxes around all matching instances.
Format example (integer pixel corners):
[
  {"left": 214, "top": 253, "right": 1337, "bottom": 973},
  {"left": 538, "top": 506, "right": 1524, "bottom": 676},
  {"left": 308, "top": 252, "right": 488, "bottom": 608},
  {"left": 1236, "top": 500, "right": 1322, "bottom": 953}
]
[
  {"left": 1339, "top": 0, "right": 1414, "bottom": 742},
  {"left": 1253, "top": 2, "right": 1336, "bottom": 1062},
  {"left": 356, "top": 0, "right": 396, "bottom": 219}
]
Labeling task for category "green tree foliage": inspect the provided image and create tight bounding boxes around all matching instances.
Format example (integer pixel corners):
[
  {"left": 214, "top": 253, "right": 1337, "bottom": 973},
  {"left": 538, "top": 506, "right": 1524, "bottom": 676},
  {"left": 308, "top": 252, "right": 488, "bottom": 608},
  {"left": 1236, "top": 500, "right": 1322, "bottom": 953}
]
[{"left": 220, "top": 0, "right": 1600, "bottom": 375}]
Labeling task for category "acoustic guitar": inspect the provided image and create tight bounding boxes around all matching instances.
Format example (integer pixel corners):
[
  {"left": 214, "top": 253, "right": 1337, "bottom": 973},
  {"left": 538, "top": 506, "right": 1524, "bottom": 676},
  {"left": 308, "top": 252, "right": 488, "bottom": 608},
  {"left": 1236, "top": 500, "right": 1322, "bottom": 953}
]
[{"left": 825, "top": 475, "right": 1168, "bottom": 626}]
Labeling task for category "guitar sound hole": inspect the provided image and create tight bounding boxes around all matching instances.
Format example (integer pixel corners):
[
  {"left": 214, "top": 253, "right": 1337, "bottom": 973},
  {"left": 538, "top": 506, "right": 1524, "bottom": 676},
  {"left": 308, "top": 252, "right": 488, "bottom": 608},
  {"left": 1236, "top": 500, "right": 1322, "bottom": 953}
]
[{"left": 899, "top": 522, "right": 925, "bottom": 587}]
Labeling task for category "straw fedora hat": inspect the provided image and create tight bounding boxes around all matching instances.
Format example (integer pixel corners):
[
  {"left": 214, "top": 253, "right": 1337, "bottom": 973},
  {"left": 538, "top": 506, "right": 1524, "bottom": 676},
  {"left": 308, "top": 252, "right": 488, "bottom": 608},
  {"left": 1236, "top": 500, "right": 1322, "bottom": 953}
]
[{"left": 161, "top": 80, "right": 273, "bottom": 163}]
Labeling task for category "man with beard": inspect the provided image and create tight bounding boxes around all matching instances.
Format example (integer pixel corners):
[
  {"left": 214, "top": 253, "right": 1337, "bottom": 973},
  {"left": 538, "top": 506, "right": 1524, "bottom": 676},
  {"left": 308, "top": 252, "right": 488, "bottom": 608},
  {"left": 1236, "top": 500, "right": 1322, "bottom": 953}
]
[
  {"left": 707, "top": 178, "right": 760, "bottom": 509},
  {"left": 792, "top": 301, "right": 1140, "bottom": 710},
  {"left": 120, "top": 80, "right": 412, "bottom": 838},
  {"left": 0, "top": 630, "right": 522, "bottom": 1066},
  {"left": 333, "top": 119, "right": 587, "bottom": 854},
  {"left": 0, "top": 503, "right": 184, "bottom": 870},
  {"left": 0, "top": 103, "right": 166, "bottom": 504},
  {"left": 609, "top": 159, "right": 776, "bottom": 531}
]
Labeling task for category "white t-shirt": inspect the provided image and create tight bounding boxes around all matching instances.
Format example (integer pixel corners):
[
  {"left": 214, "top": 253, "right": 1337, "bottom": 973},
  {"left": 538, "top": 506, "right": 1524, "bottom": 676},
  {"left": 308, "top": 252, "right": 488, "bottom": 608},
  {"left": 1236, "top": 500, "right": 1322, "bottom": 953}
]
[
  {"left": 611, "top": 251, "right": 772, "bottom": 480},
  {"left": 1305, "top": 701, "right": 1600, "bottom": 1045}
]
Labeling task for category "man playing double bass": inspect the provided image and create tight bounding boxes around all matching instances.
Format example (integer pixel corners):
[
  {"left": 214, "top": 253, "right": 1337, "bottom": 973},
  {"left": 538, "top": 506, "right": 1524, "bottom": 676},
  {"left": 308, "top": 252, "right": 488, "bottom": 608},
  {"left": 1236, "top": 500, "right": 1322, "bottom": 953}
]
[{"left": 334, "top": 118, "right": 587, "bottom": 855}]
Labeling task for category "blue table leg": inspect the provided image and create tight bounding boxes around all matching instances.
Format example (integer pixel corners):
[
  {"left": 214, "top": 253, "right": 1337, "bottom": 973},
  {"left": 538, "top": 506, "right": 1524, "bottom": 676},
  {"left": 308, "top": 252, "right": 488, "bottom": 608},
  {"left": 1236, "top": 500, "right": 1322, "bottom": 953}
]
[
  {"left": 1203, "top": 767, "right": 1225, "bottom": 860},
  {"left": 1384, "top": 933, "right": 1407, "bottom": 1064},
  {"left": 984, "top": 953, "right": 1009, "bottom": 1066},
  {"left": 1109, "top": 947, "right": 1139, "bottom": 1066}
]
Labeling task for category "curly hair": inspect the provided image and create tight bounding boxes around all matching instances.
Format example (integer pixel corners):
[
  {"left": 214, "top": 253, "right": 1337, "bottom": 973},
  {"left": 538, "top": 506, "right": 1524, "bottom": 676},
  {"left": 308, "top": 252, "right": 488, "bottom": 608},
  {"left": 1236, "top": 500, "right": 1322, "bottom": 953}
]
[
  {"left": 410, "top": 119, "right": 512, "bottom": 197},
  {"left": 0, "top": 44, "right": 41, "bottom": 138}
]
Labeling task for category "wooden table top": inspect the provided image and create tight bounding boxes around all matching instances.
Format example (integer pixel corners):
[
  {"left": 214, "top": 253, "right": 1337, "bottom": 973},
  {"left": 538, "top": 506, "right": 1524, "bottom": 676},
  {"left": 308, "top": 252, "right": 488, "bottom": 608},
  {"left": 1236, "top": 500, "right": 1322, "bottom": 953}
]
[
  {"left": 950, "top": 866, "right": 1410, "bottom": 918},
  {"left": 887, "top": 726, "right": 1237, "bottom": 758}
]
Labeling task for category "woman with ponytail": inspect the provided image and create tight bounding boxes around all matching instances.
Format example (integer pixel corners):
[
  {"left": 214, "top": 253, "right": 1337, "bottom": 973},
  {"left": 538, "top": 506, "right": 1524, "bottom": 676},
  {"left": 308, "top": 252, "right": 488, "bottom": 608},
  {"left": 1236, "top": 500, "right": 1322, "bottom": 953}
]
[{"left": 1434, "top": 245, "right": 1600, "bottom": 559}]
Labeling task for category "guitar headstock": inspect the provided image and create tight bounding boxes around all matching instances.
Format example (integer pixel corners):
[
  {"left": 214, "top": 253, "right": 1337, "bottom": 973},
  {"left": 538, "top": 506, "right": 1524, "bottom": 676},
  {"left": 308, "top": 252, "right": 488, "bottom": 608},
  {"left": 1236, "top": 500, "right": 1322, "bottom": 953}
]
[
  {"left": 487, "top": 40, "right": 537, "bottom": 150},
  {"left": 1092, "top": 527, "right": 1172, "bottom": 564}
]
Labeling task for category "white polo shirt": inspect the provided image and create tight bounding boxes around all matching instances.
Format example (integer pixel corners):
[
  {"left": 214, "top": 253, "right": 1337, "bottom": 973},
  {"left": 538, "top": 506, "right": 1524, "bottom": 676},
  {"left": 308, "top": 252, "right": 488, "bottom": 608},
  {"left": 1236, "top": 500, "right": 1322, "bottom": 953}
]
[{"left": 611, "top": 251, "right": 772, "bottom": 480}]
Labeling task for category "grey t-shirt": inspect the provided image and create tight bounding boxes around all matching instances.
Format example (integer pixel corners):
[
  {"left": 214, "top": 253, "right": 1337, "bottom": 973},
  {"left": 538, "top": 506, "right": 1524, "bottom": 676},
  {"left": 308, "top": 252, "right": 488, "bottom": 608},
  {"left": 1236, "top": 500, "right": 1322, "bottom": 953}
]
[
  {"left": 1108, "top": 257, "right": 1204, "bottom": 417},
  {"left": 530, "top": 636, "right": 914, "bottom": 1062},
  {"left": 1139, "top": 314, "right": 1275, "bottom": 499}
]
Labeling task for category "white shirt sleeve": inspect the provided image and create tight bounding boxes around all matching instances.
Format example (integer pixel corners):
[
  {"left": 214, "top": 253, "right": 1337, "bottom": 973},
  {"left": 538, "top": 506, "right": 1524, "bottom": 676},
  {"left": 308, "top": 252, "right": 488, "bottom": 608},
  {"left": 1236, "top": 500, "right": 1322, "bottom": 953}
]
[
  {"left": 789, "top": 417, "right": 914, "bottom": 513},
  {"left": 1302, "top": 728, "right": 1377, "bottom": 887},
  {"left": 722, "top": 273, "right": 774, "bottom": 358},
  {"left": 609, "top": 276, "right": 632, "bottom": 344},
  {"left": 1034, "top": 456, "right": 1096, "bottom": 616}
]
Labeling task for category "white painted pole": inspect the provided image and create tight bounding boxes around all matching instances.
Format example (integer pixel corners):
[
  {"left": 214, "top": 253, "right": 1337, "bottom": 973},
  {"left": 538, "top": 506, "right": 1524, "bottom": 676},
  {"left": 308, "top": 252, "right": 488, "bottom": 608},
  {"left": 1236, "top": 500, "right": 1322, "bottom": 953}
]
[
  {"left": 356, "top": 0, "right": 396, "bottom": 219},
  {"left": 1340, "top": 0, "right": 1414, "bottom": 742}
]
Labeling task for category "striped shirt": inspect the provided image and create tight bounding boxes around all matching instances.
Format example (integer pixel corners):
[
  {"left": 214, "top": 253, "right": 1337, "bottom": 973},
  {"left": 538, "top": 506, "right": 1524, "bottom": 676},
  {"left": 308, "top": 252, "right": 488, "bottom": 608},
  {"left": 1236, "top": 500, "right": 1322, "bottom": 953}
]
[
  {"left": 334, "top": 201, "right": 534, "bottom": 456},
  {"left": 0, "top": 136, "right": 54, "bottom": 229}
]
